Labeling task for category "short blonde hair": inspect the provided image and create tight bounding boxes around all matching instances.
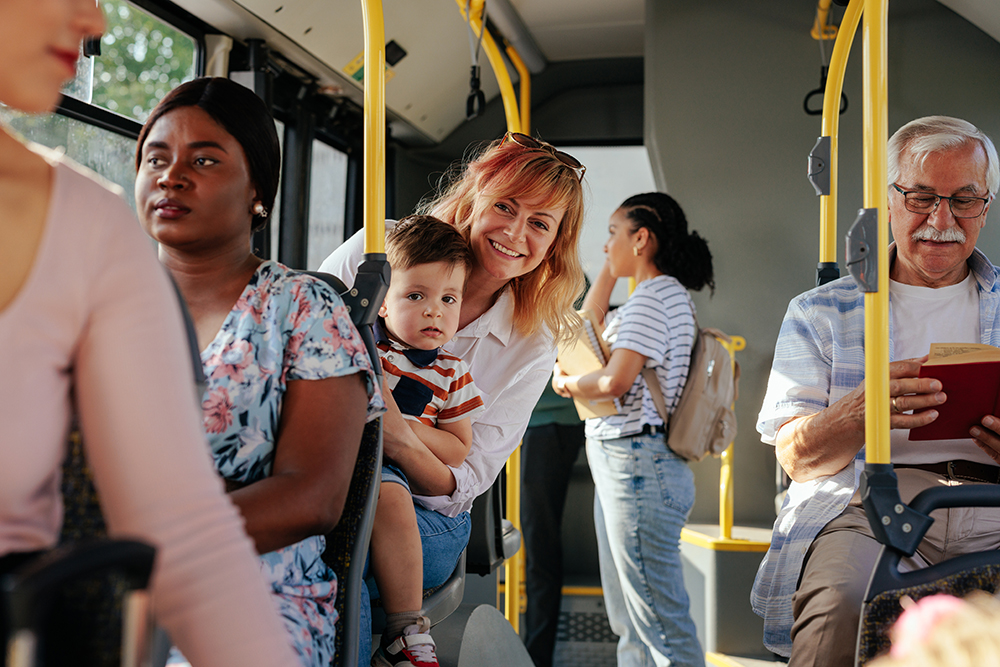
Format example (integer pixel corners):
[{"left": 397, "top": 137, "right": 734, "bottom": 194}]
[
  {"left": 869, "top": 592, "right": 1000, "bottom": 667},
  {"left": 420, "top": 137, "right": 586, "bottom": 342}
]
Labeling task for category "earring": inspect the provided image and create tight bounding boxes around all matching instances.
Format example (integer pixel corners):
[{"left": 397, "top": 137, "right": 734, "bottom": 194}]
[
  {"left": 632, "top": 246, "right": 640, "bottom": 256},
  {"left": 253, "top": 202, "right": 268, "bottom": 218}
]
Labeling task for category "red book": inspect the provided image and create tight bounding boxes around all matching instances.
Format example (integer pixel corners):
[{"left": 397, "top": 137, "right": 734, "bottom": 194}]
[{"left": 908, "top": 343, "right": 1000, "bottom": 441}]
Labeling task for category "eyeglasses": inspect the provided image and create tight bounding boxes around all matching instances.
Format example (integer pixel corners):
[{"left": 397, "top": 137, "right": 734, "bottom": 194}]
[
  {"left": 501, "top": 132, "right": 586, "bottom": 181},
  {"left": 891, "top": 183, "right": 991, "bottom": 219}
]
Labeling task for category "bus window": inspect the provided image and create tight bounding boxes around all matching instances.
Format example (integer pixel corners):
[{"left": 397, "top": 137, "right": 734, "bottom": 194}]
[
  {"left": 567, "top": 145, "right": 657, "bottom": 304},
  {"left": 0, "top": 109, "right": 139, "bottom": 210},
  {"left": 268, "top": 119, "right": 286, "bottom": 262},
  {"left": 0, "top": 0, "right": 199, "bottom": 208},
  {"left": 88, "top": 0, "right": 197, "bottom": 123},
  {"left": 306, "top": 139, "right": 349, "bottom": 271}
]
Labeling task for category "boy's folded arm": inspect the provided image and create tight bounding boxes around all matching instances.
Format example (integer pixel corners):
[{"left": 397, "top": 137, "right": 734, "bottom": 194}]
[{"left": 407, "top": 417, "right": 473, "bottom": 467}]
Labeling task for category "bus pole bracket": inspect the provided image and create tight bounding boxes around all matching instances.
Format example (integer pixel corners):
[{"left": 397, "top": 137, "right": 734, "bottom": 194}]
[
  {"left": 860, "top": 464, "right": 933, "bottom": 556},
  {"left": 808, "top": 136, "right": 831, "bottom": 196},
  {"left": 846, "top": 208, "right": 878, "bottom": 292}
]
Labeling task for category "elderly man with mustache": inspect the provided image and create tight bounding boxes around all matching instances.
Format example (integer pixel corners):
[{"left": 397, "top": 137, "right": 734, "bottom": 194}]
[{"left": 752, "top": 116, "right": 1000, "bottom": 667}]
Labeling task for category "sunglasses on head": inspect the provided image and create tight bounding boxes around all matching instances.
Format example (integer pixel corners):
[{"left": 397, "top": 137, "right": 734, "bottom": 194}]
[{"left": 501, "top": 132, "right": 586, "bottom": 181}]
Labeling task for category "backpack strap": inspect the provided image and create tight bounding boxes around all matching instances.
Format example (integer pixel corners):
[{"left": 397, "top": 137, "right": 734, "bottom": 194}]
[
  {"left": 641, "top": 367, "right": 669, "bottom": 426},
  {"left": 640, "top": 313, "right": 700, "bottom": 428}
]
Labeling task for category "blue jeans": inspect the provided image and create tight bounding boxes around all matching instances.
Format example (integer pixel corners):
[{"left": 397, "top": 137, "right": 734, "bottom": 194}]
[
  {"left": 358, "top": 503, "right": 471, "bottom": 666},
  {"left": 587, "top": 433, "right": 704, "bottom": 667}
]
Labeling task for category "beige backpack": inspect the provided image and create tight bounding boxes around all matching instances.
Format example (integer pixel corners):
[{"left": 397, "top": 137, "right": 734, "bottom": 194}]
[{"left": 641, "top": 327, "right": 739, "bottom": 462}]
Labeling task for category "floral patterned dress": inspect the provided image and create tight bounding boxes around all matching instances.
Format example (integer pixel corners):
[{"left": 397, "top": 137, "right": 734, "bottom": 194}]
[{"left": 175, "top": 261, "right": 383, "bottom": 666}]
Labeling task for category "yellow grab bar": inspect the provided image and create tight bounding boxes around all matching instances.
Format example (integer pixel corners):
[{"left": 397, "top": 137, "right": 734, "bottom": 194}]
[
  {"left": 505, "top": 42, "right": 531, "bottom": 134},
  {"left": 457, "top": 0, "right": 521, "bottom": 133},
  {"left": 455, "top": 2, "right": 535, "bottom": 630},
  {"left": 819, "top": 0, "right": 863, "bottom": 266},
  {"left": 718, "top": 336, "right": 746, "bottom": 539},
  {"left": 862, "top": 0, "right": 890, "bottom": 464},
  {"left": 360, "top": 0, "right": 386, "bottom": 254},
  {"left": 811, "top": 0, "right": 840, "bottom": 40}
]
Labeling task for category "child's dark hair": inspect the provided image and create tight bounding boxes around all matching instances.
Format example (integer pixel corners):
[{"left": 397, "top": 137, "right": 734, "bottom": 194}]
[
  {"left": 386, "top": 215, "right": 474, "bottom": 276},
  {"left": 620, "top": 192, "right": 715, "bottom": 293}
]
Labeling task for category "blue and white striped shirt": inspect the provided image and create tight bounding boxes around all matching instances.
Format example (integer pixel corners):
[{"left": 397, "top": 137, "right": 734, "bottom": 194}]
[
  {"left": 752, "top": 247, "right": 1000, "bottom": 656},
  {"left": 586, "top": 275, "right": 696, "bottom": 441}
]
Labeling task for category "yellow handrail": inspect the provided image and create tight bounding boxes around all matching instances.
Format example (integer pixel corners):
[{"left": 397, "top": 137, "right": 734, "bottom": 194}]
[
  {"left": 718, "top": 336, "right": 746, "bottom": 539},
  {"left": 819, "top": 0, "right": 863, "bottom": 266},
  {"left": 454, "top": 0, "right": 534, "bottom": 632},
  {"left": 456, "top": 0, "right": 521, "bottom": 133},
  {"left": 360, "top": 0, "right": 386, "bottom": 254},
  {"left": 862, "top": 0, "right": 890, "bottom": 464},
  {"left": 505, "top": 42, "right": 531, "bottom": 135},
  {"left": 811, "top": 0, "right": 840, "bottom": 40}
]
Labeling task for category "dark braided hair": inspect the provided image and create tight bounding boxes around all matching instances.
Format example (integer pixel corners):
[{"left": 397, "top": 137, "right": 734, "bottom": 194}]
[{"left": 620, "top": 192, "right": 715, "bottom": 293}]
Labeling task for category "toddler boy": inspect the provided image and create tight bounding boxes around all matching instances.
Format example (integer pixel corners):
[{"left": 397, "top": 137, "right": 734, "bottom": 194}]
[{"left": 370, "top": 215, "right": 484, "bottom": 667}]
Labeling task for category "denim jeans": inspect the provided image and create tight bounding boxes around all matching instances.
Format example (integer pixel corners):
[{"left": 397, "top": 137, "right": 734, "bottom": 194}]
[
  {"left": 587, "top": 433, "right": 704, "bottom": 667},
  {"left": 357, "top": 504, "right": 471, "bottom": 666}
]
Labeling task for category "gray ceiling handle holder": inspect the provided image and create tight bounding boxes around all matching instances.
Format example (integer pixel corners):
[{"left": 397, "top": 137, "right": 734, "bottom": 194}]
[
  {"left": 808, "top": 136, "right": 831, "bottom": 196},
  {"left": 846, "top": 207, "right": 879, "bottom": 292}
]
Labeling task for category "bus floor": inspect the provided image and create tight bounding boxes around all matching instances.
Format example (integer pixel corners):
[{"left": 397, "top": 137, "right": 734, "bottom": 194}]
[
  {"left": 522, "top": 589, "right": 787, "bottom": 667},
  {"left": 548, "top": 590, "right": 618, "bottom": 667}
]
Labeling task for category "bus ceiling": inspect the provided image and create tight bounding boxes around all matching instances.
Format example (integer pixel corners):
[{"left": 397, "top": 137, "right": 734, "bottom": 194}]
[{"left": 167, "top": 0, "right": 642, "bottom": 147}]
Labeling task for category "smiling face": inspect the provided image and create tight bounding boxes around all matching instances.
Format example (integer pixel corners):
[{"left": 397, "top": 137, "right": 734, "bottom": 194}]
[
  {"left": 380, "top": 261, "right": 466, "bottom": 351},
  {"left": 890, "top": 141, "right": 992, "bottom": 288},
  {"left": 135, "top": 106, "right": 259, "bottom": 254},
  {"left": 466, "top": 193, "right": 564, "bottom": 291},
  {"left": 0, "top": 0, "right": 104, "bottom": 112}
]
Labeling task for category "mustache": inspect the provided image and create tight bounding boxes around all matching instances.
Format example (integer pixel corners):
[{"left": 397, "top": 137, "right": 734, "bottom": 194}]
[{"left": 911, "top": 225, "right": 967, "bottom": 243}]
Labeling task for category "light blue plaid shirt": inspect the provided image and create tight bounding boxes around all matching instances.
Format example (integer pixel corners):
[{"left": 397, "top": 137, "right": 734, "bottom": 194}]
[{"left": 752, "top": 247, "right": 1000, "bottom": 656}]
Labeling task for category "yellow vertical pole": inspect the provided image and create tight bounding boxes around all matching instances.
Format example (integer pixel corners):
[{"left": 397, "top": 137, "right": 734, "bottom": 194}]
[
  {"left": 501, "top": 42, "right": 531, "bottom": 630},
  {"left": 717, "top": 336, "right": 745, "bottom": 539},
  {"left": 455, "top": 0, "right": 531, "bottom": 631},
  {"left": 819, "top": 0, "right": 863, "bottom": 266},
  {"left": 505, "top": 445, "right": 523, "bottom": 630},
  {"left": 360, "top": 0, "right": 386, "bottom": 254},
  {"left": 506, "top": 44, "right": 531, "bottom": 135},
  {"left": 862, "top": 0, "right": 890, "bottom": 464}
]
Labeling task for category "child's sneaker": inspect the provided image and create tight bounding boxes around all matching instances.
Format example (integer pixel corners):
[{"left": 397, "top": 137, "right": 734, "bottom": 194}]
[{"left": 372, "top": 616, "right": 439, "bottom": 667}]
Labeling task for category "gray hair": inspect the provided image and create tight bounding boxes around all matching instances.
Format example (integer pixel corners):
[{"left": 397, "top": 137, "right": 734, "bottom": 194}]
[{"left": 887, "top": 115, "right": 999, "bottom": 196}]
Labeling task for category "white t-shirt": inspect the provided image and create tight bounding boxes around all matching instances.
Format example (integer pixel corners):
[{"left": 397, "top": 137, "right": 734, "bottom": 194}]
[
  {"left": 889, "top": 272, "right": 994, "bottom": 464},
  {"left": 585, "top": 275, "right": 697, "bottom": 441}
]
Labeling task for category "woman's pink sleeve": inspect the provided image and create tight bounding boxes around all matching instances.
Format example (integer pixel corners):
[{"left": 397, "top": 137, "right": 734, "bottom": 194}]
[{"left": 70, "top": 188, "right": 297, "bottom": 666}]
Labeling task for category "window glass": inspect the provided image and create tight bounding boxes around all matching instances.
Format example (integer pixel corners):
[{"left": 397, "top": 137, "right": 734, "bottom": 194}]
[
  {"left": 564, "top": 145, "right": 657, "bottom": 305},
  {"left": 269, "top": 119, "right": 285, "bottom": 262},
  {"left": 307, "top": 140, "right": 349, "bottom": 271},
  {"left": 63, "top": 0, "right": 197, "bottom": 123},
  {"left": 0, "top": 109, "right": 138, "bottom": 211}
]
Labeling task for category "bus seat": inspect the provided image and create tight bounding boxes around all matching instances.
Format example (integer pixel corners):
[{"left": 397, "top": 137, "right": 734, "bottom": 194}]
[
  {"left": 466, "top": 476, "right": 521, "bottom": 576},
  {"left": 2, "top": 540, "right": 156, "bottom": 667},
  {"left": 302, "top": 269, "right": 387, "bottom": 667},
  {"left": 856, "top": 483, "right": 1000, "bottom": 665},
  {"left": 43, "top": 280, "right": 203, "bottom": 667},
  {"left": 322, "top": 416, "right": 382, "bottom": 667},
  {"left": 371, "top": 470, "right": 522, "bottom": 636}
]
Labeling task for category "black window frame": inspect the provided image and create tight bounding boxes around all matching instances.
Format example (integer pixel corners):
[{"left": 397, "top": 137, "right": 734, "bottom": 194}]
[{"left": 53, "top": 0, "right": 211, "bottom": 141}]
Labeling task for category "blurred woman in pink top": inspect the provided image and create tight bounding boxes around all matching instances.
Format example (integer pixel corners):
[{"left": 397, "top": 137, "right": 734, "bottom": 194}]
[{"left": 0, "top": 1, "right": 297, "bottom": 664}]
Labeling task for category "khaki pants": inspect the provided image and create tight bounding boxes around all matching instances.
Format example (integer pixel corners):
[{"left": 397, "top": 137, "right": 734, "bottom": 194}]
[{"left": 788, "top": 469, "right": 1000, "bottom": 667}]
